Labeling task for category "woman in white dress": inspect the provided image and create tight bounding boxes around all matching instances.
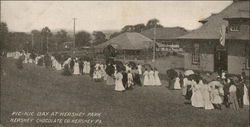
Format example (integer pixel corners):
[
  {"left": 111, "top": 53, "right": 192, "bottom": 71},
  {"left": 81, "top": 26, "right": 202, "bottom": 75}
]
[
  {"left": 55, "top": 60, "right": 62, "bottom": 70},
  {"left": 127, "top": 71, "right": 133, "bottom": 88},
  {"left": 154, "top": 68, "right": 161, "bottom": 86},
  {"left": 243, "top": 84, "right": 249, "bottom": 105},
  {"left": 85, "top": 61, "right": 91, "bottom": 74},
  {"left": 51, "top": 56, "right": 56, "bottom": 69},
  {"left": 143, "top": 69, "right": 150, "bottom": 86},
  {"left": 182, "top": 77, "right": 189, "bottom": 96},
  {"left": 201, "top": 80, "right": 214, "bottom": 110},
  {"left": 83, "top": 61, "right": 87, "bottom": 74},
  {"left": 96, "top": 68, "right": 102, "bottom": 81},
  {"left": 115, "top": 70, "right": 125, "bottom": 91},
  {"left": 137, "top": 64, "right": 142, "bottom": 75},
  {"left": 24, "top": 53, "right": 28, "bottom": 63},
  {"left": 210, "top": 85, "right": 223, "bottom": 110},
  {"left": 73, "top": 60, "right": 80, "bottom": 75},
  {"left": 149, "top": 68, "right": 155, "bottom": 86},
  {"left": 174, "top": 77, "right": 181, "bottom": 89},
  {"left": 191, "top": 79, "right": 204, "bottom": 108}
]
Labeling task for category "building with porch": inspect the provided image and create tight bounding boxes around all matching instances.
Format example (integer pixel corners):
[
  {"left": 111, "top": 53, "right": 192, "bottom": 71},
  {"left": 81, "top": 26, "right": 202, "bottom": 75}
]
[
  {"left": 141, "top": 27, "right": 188, "bottom": 51},
  {"left": 179, "top": 0, "right": 249, "bottom": 75},
  {"left": 94, "top": 32, "right": 154, "bottom": 61}
]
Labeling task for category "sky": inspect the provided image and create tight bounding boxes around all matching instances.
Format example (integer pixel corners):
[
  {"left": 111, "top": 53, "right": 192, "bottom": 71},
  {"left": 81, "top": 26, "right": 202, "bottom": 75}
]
[{"left": 1, "top": 1, "right": 233, "bottom": 33}]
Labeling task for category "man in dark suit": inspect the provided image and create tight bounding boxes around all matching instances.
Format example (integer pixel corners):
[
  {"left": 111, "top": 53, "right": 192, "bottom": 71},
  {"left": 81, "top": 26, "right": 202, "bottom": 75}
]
[{"left": 236, "top": 79, "right": 244, "bottom": 108}]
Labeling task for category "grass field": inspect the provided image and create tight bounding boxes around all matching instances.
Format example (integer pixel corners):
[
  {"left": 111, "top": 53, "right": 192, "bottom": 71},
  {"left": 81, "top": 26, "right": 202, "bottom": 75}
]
[{"left": 0, "top": 58, "right": 249, "bottom": 127}]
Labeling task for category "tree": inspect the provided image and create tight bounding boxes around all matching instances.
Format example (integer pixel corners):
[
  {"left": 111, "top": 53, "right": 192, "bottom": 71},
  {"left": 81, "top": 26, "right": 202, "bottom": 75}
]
[
  {"left": 55, "top": 29, "right": 68, "bottom": 50},
  {"left": 0, "top": 22, "right": 9, "bottom": 52},
  {"left": 146, "top": 18, "right": 163, "bottom": 30},
  {"left": 133, "top": 23, "right": 146, "bottom": 32},
  {"left": 92, "top": 31, "right": 107, "bottom": 45},
  {"left": 75, "top": 31, "right": 91, "bottom": 47},
  {"left": 121, "top": 25, "right": 134, "bottom": 33},
  {"left": 41, "top": 26, "right": 52, "bottom": 53},
  {"left": 31, "top": 29, "right": 42, "bottom": 53},
  {"left": 8, "top": 32, "right": 31, "bottom": 52}
]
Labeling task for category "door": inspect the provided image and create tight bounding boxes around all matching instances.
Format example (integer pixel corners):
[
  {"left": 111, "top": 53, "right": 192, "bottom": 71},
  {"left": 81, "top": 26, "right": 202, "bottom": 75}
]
[{"left": 214, "top": 44, "right": 227, "bottom": 75}]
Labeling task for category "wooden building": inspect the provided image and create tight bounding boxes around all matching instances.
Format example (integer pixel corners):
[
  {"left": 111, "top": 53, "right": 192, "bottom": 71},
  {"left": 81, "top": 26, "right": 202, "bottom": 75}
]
[
  {"left": 94, "top": 32, "right": 154, "bottom": 60},
  {"left": 179, "top": 1, "right": 249, "bottom": 75},
  {"left": 141, "top": 27, "right": 188, "bottom": 51}
]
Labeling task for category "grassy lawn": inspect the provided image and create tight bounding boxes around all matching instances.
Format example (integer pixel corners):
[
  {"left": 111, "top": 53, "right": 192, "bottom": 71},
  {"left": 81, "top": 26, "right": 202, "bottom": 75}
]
[{"left": 1, "top": 58, "right": 249, "bottom": 127}]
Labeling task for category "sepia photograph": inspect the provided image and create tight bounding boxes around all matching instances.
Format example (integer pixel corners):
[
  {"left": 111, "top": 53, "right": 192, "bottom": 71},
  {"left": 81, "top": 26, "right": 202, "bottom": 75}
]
[{"left": 0, "top": 0, "right": 249, "bottom": 127}]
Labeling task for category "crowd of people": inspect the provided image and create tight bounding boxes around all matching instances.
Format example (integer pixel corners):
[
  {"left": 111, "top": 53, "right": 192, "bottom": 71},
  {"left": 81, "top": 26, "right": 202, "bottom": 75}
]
[
  {"left": 8, "top": 51, "right": 249, "bottom": 110},
  {"left": 10, "top": 51, "right": 163, "bottom": 92},
  {"left": 168, "top": 69, "right": 249, "bottom": 110}
]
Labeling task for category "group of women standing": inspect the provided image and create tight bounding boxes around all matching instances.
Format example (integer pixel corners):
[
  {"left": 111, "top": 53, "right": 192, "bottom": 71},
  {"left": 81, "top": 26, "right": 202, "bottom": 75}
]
[
  {"left": 181, "top": 72, "right": 249, "bottom": 110},
  {"left": 143, "top": 68, "right": 162, "bottom": 86},
  {"left": 105, "top": 63, "right": 144, "bottom": 92}
]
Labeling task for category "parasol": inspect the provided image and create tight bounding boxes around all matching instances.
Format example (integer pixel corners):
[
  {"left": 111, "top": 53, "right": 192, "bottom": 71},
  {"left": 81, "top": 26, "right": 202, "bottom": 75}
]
[
  {"left": 208, "top": 81, "right": 223, "bottom": 88},
  {"left": 184, "top": 70, "right": 195, "bottom": 76},
  {"left": 187, "top": 73, "right": 201, "bottom": 81}
]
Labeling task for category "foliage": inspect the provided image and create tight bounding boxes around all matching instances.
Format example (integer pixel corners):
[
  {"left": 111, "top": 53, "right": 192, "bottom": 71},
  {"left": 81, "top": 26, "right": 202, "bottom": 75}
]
[
  {"left": 0, "top": 22, "right": 9, "bottom": 52},
  {"left": 103, "top": 45, "right": 116, "bottom": 58},
  {"left": 92, "top": 31, "right": 107, "bottom": 45},
  {"left": 109, "top": 18, "right": 162, "bottom": 40},
  {"left": 75, "top": 31, "right": 91, "bottom": 47},
  {"left": 41, "top": 27, "right": 52, "bottom": 53},
  {"left": 146, "top": 18, "right": 163, "bottom": 29}
]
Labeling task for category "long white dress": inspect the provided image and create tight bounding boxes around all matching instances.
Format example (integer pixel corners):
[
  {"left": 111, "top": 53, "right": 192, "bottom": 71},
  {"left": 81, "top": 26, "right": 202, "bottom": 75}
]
[
  {"left": 127, "top": 73, "right": 133, "bottom": 87},
  {"left": 143, "top": 71, "right": 150, "bottom": 86},
  {"left": 73, "top": 62, "right": 80, "bottom": 75},
  {"left": 154, "top": 71, "right": 162, "bottom": 86},
  {"left": 96, "top": 70, "right": 102, "bottom": 79},
  {"left": 83, "top": 61, "right": 87, "bottom": 73},
  {"left": 174, "top": 77, "right": 181, "bottom": 89},
  {"left": 182, "top": 78, "right": 188, "bottom": 96},
  {"left": 138, "top": 65, "right": 142, "bottom": 75},
  {"left": 191, "top": 80, "right": 204, "bottom": 108},
  {"left": 55, "top": 60, "right": 62, "bottom": 70},
  {"left": 51, "top": 56, "right": 56, "bottom": 68},
  {"left": 210, "top": 87, "right": 223, "bottom": 104},
  {"left": 243, "top": 84, "right": 249, "bottom": 105},
  {"left": 24, "top": 53, "right": 28, "bottom": 63},
  {"left": 201, "top": 85, "right": 214, "bottom": 110},
  {"left": 86, "top": 62, "right": 91, "bottom": 74},
  {"left": 115, "top": 72, "right": 125, "bottom": 91},
  {"left": 149, "top": 70, "right": 155, "bottom": 86}
]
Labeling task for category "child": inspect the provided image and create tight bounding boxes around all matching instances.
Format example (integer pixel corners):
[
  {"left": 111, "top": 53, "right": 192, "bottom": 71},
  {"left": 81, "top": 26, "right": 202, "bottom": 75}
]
[
  {"left": 174, "top": 76, "right": 181, "bottom": 89},
  {"left": 211, "top": 85, "right": 223, "bottom": 110},
  {"left": 96, "top": 67, "right": 102, "bottom": 82},
  {"left": 93, "top": 70, "right": 98, "bottom": 81}
]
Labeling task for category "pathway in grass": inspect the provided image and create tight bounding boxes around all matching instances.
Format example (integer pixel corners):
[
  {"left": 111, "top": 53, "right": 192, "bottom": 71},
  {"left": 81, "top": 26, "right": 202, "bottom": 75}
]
[{"left": 1, "top": 58, "right": 249, "bottom": 127}]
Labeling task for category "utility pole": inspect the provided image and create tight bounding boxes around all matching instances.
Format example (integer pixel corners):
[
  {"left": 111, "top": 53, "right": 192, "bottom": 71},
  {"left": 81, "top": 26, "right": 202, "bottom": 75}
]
[
  {"left": 152, "top": 23, "right": 157, "bottom": 70},
  {"left": 31, "top": 34, "right": 34, "bottom": 51},
  {"left": 73, "top": 18, "right": 77, "bottom": 54},
  {"left": 153, "top": 23, "right": 156, "bottom": 62},
  {"left": 46, "top": 36, "right": 49, "bottom": 53}
]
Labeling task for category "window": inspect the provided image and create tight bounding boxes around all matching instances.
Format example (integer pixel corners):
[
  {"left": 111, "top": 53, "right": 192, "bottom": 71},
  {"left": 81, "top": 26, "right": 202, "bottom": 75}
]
[
  {"left": 246, "top": 58, "right": 250, "bottom": 69},
  {"left": 230, "top": 24, "right": 240, "bottom": 31},
  {"left": 192, "top": 43, "right": 200, "bottom": 64}
]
